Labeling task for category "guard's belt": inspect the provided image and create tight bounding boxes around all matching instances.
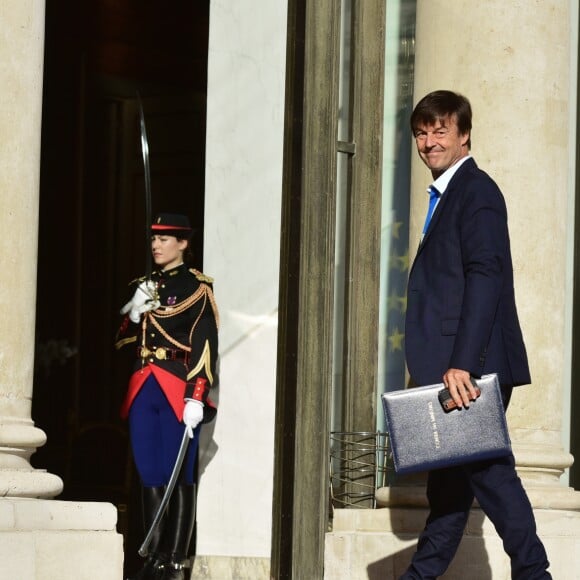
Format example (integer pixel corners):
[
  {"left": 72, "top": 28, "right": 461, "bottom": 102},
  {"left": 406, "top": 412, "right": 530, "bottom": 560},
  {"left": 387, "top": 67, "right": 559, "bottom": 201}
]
[{"left": 137, "top": 346, "right": 188, "bottom": 361}]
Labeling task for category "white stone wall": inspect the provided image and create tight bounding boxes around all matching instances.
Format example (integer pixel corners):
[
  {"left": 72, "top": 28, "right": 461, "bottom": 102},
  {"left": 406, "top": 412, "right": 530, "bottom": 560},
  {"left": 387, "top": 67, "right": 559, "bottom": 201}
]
[{"left": 198, "top": 0, "right": 288, "bottom": 564}]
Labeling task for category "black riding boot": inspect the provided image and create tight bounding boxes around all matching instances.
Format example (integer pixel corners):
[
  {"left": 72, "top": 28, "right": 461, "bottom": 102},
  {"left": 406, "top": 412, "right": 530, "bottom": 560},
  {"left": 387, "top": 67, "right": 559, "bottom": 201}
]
[
  {"left": 158, "top": 484, "right": 196, "bottom": 580},
  {"left": 128, "top": 486, "right": 167, "bottom": 580}
]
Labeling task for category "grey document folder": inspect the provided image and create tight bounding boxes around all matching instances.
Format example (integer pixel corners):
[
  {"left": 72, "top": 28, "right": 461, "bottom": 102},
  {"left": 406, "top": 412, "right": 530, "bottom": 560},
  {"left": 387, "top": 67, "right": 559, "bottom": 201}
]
[{"left": 381, "top": 374, "right": 511, "bottom": 474}]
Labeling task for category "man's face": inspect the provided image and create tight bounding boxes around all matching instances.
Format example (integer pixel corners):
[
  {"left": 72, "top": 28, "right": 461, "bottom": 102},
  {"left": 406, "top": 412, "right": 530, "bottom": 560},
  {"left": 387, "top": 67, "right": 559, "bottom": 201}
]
[{"left": 413, "top": 114, "right": 469, "bottom": 178}]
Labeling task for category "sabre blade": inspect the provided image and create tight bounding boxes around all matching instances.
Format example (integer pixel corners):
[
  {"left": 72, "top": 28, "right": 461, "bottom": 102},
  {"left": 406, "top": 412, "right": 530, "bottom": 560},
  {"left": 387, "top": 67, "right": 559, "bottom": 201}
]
[{"left": 137, "top": 93, "right": 153, "bottom": 279}]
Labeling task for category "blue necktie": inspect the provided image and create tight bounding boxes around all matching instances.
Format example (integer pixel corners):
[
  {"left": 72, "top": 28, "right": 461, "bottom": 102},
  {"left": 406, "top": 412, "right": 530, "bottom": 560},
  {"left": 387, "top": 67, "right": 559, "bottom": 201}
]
[{"left": 422, "top": 186, "right": 440, "bottom": 235}]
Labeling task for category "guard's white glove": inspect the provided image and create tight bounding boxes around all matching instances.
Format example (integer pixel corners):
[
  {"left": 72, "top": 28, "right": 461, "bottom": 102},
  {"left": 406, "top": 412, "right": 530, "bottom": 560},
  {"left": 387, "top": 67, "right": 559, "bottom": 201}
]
[
  {"left": 183, "top": 399, "right": 204, "bottom": 438},
  {"left": 120, "top": 280, "right": 160, "bottom": 323}
]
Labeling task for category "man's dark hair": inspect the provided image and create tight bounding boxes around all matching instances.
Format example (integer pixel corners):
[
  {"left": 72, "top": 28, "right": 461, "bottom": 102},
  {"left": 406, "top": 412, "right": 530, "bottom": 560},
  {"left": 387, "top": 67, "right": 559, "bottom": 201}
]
[{"left": 410, "top": 90, "right": 472, "bottom": 148}]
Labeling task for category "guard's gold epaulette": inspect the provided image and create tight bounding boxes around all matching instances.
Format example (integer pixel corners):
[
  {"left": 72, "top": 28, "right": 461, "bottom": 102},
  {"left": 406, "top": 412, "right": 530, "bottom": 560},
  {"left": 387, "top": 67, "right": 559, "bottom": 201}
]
[{"left": 190, "top": 268, "right": 214, "bottom": 284}]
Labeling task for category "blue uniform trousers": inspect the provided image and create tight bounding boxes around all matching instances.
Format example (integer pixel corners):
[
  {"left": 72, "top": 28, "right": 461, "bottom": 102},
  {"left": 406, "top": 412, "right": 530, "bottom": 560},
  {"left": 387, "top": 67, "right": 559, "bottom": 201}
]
[{"left": 129, "top": 374, "right": 201, "bottom": 486}]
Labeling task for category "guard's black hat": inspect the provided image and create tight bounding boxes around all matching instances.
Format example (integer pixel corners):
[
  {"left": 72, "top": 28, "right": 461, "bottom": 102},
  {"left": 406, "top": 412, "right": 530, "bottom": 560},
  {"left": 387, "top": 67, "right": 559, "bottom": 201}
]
[{"left": 151, "top": 213, "right": 193, "bottom": 239}]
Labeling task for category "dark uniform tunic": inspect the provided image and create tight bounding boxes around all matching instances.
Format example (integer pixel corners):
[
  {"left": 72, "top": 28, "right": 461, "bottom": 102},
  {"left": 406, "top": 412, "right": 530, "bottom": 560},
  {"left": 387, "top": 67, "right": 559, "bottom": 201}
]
[{"left": 116, "top": 263, "right": 219, "bottom": 485}]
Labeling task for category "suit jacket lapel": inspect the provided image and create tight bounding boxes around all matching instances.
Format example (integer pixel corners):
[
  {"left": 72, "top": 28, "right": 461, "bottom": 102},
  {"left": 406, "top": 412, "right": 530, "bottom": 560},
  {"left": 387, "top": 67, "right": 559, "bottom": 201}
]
[{"left": 412, "top": 158, "right": 477, "bottom": 262}]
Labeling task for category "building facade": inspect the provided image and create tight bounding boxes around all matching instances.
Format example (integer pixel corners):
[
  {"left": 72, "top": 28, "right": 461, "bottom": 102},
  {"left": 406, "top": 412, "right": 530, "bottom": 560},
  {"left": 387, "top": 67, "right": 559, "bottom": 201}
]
[{"left": 0, "top": 1, "right": 579, "bottom": 579}]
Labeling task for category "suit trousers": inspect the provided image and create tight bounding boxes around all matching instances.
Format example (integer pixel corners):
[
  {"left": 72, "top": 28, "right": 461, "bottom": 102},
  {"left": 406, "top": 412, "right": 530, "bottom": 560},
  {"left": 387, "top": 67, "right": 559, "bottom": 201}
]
[{"left": 400, "top": 386, "right": 551, "bottom": 580}]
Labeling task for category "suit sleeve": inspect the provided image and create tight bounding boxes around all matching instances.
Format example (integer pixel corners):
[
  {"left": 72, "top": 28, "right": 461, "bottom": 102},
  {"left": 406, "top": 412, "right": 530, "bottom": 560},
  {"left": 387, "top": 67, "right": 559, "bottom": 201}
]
[{"left": 448, "top": 180, "right": 509, "bottom": 374}]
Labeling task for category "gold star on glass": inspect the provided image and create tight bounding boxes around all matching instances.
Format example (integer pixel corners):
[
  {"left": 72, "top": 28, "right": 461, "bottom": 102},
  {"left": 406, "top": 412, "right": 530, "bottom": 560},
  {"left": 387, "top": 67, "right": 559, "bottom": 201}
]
[
  {"left": 392, "top": 221, "right": 403, "bottom": 239},
  {"left": 389, "top": 251, "right": 409, "bottom": 273},
  {"left": 387, "top": 291, "right": 407, "bottom": 313},
  {"left": 388, "top": 327, "right": 404, "bottom": 352}
]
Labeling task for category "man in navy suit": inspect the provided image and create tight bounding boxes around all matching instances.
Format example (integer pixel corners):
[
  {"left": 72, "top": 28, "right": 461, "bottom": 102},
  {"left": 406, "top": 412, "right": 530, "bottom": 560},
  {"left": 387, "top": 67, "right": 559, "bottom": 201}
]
[{"left": 401, "top": 90, "right": 551, "bottom": 579}]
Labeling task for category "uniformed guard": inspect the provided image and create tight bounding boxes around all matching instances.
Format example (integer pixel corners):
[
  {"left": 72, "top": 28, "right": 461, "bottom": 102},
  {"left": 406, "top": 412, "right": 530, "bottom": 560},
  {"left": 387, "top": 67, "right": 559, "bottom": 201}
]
[{"left": 116, "top": 213, "right": 219, "bottom": 580}]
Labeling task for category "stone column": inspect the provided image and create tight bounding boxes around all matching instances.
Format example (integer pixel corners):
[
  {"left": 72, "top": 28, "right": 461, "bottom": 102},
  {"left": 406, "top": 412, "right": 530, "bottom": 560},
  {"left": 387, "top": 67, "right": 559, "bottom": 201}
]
[
  {"left": 0, "top": 4, "right": 123, "bottom": 579},
  {"left": 0, "top": 2, "right": 62, "bottom": 497}
]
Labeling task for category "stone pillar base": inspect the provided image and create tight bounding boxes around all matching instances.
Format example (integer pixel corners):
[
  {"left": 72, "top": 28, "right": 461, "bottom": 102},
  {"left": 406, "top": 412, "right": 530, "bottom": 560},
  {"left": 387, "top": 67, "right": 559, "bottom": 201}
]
[
  {"left": 0, "top": 497, "right": 123, "bottom": 580},
  {"left": 325, "top": 507, "right": 580, "bottom": 579},
  {"left": 191, "top": 555, "right": 270, "bottom": 579},
  {"left": 0, "top": 469, "right": 63, "bottom": 498}
]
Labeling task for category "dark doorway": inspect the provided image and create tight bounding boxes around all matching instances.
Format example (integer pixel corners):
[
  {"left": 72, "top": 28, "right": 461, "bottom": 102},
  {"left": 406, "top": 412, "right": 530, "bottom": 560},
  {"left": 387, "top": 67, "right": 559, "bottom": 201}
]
[{"left": 32, "top": 1, "right": 210, "bottom": 575}]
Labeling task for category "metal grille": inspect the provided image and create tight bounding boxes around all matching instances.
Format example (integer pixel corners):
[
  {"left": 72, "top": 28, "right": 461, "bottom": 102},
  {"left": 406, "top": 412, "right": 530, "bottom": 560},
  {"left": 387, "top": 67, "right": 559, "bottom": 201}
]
[{"left": 329, "top": 431, "right": 392, "bottom": 510}]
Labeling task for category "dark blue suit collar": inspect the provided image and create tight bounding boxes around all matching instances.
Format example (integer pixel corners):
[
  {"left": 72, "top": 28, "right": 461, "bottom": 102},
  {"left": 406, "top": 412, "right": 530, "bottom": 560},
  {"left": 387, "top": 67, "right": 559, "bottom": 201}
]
[
  {"left": 415, "top": 157, "right": 478, "bottom": 254},
  {"left": 444, "top": 156, "right": 477, "bottom": 191}
]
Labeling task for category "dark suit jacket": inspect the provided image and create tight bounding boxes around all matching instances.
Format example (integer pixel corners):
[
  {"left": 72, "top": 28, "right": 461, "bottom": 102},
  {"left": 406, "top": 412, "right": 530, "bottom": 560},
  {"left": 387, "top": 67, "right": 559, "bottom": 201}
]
[{"left": 405, "top": 157, "right": 531, "bottom": 387}]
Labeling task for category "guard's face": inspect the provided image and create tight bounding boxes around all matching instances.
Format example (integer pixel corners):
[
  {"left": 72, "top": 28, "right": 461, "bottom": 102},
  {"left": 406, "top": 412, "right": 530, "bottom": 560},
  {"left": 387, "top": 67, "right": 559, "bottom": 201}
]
[
  {"left": 413, "top": 114, "right": 469, "bottom": 178},
  {"left": 151, "top": 235, "right": 188, "bottom": 270}
]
